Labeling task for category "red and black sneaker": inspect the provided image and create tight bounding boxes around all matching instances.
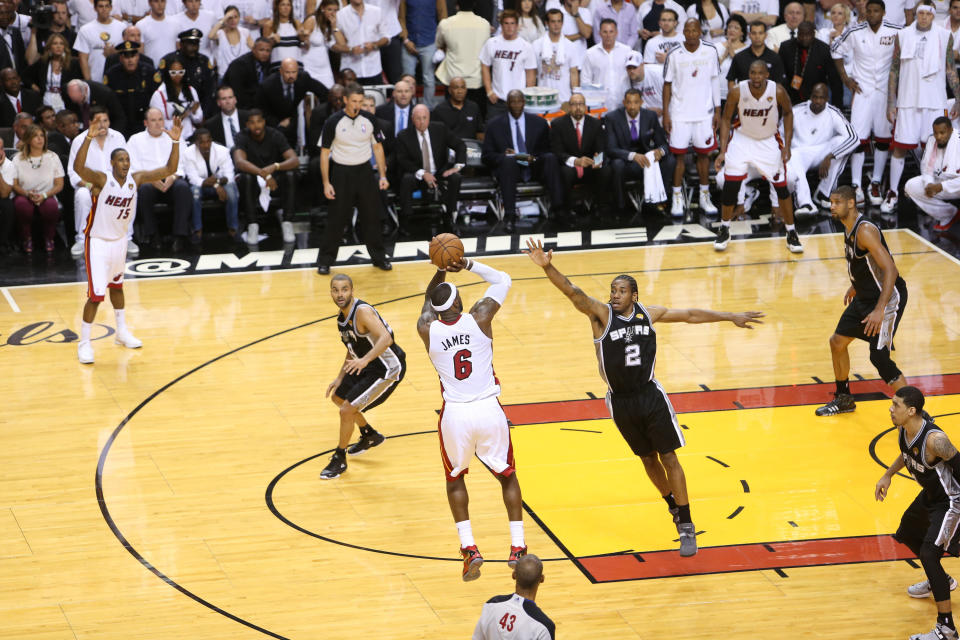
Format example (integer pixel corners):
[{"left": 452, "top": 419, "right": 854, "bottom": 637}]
[
  {"left": 461, "top": 545, "right": 483, "bottom": 582},
  {"left": 507, "top": 545, "right": 527, "bottom": 568},
  {"left": 934, "top": 209, "right": 960, "bottom": 232}
]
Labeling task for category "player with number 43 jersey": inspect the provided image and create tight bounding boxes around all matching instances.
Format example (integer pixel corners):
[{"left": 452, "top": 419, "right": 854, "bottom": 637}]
[
  {"left": 524, "top": 238, "right": 764, "bottom": 557},
  {"left": 418, "top": 255, "right": 526, "bottom": 583}
]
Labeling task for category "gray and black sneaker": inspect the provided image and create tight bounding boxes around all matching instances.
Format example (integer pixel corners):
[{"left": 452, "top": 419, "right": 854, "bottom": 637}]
[
  {"left": 678, "top": 523, "right": 698, "bottom": 557},
  {"left": 815, "top": 392, "right": 856, "bottom": 416},
  {"left": 320, "top": 450, "right": 347, "bottom": 479},
  {"left": 907, "top": 575, "right": 958, "bottom": 598},
  {"left": 669, "top": 506, "right": 680, "bottom": 524},
  {"left": 347, "top": 429, "right": 385, "bottom": 456},
  {"left": 786, "top": 229, "right": 803, "bottom": 253},
  {"left": 714, "top": 225, "right": 730, "bottom": 251},
  {"left": 909, "top": 622, "right": 958, "bottom": 640}
]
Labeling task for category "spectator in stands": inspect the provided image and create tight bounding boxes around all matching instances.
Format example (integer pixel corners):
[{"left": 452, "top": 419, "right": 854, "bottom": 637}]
[
  {"left": 139, "top": 0, "right": 180, "bottom": 64},
  {"left": 480, "top": 10, "right": 536, "bottom": 120},
  {"left": 209, "top": 5, "right": 255, "bottom": 80},
  {"left": 396, "top": 103, "right": 465, "bottom": 231},
  {"left": 717, "top": 14, "right": 748, "bottom": 100},
  {"left": 582, "top": 18, "right": 633, "bottom": 110},
  {"left": 434, "top": 0, "right": 491, "bottom": 107},
  {"left": 48, "top": 109, "right": 75, "bottom": 167},
  {"left": 817, "top": 3, "right": 852, "bottom": 48},
  {"left": 535, "top": 9, "right": 581, "bottom": 104},
  {"left": 264, "top": 0, "right": 305, "bottom": 66},
  {"left": 67, "top": 0, "right": 98, "bottom": 30},
  {"left": 35, "top": 106, "right": 56, "bottom": 135},
  {"left": 307, "top": 82, "right": 344, "bottom": 155},
  {"left": 232, "top": 109, "right": 299, "bottom": 244},
  {"left": 338, "top": 0, "right": 389, "bottom": 85},
  {"left": 117, "top": 0, "right": 149, "bottom": 24},
  {"left": 779, "top": 21, "right": 841, "bottom": 106},
  {"left": 728, "top": 0, "right": 777, "bottom": 27},
  {"left": 159, "top": 29, "right": 219, "bottom": 119},
  {"left": 25, "top": 0, "right": 77, "bottom": 65},
  {"left": 103, "top": 25, "right": 155, "bottom": 73},
  {"left": 766, "top": 2, "right": 804, "bottom": 52},
  {"left": 0, "top": 68, "right": 42, "bottom": 128},
  {"left": 203, "top": 85, "right": 248, "bottom": 148},
  {"left": 127, "top": 107, "right": 192, "bottom": 250},
  {"left": 550, "top": 91, "right": 611, "bottom": 221},
  {"left": 229, "top": 0, "right": 270, "bottom": 31},
  {"left": 637, "top": 0, "right": 685, "bottom": 48},
  {"left": 65, "top": 79, "right": 127, "bottom": 133},
  {"left": 376, "top": 77, "right": 415, "bottom": 141},
  {"left": 223, "top": 37, "right": 274, "bottom": 110},
  {"left": 643, "top": 9, "right": 682, "bottom": 63},
  {"left": 0, "top": 0, "right": 28, "bottom": 75},
  {"left": 301, "top": 0, "right": 341, "bottom": 88},
  {"left": 593, "top": 0, "right": 639, "bottom": 49},
  {"left": 150, "top": 56, "right": 204, "bottom": 141},
  {"left": 399, "top": 0, "right": 447, "bottom": 108},
  {"left": 174, "top": 0, "right": 217, "bottom": 59},
  {"left": 945, "top": 0, "right": 960, "bottom": 51},
  {"left": 481, "top": 88, "right": 562, "bottom": 232},
  {"left": 11, "top": 124, "right": 63, "bottom": 253},
  {"left": 556, "top": 0, "right": 592, "bottom": 59},
  {"left": 11, "top": 112, "right": 33, "bottom": 148},
  {"left": 432, "top": 75, "right": 484, "bottom": 139},
  {"left": 517, "top": 0, "right": 545, "bottom": 43},
  {"left": 25, "top": 34, "right": 82, "bottom": 113},
  {"left": 184, "top": 127, "right": 239, "bottom": 241},
  {"left": 606, "top": 87, "right": 674, "bottom": 212},
  {"left": 375, "top": 0, "right": 405, "bottom": 84},
  {"left": 727, "top": 21, "right": 787, "bottom": 87},
  {"left": 0, "top": 148, "right": 13, "bottom": 254},
  {"left": 256, "top": 57, "right": 329, "bottom": 147},
  {"left": 105, "top": 41, "right": 155, "bottom": 138},
  {"left": 686, "top": 0, "right": 729, "bottom": 44},
  {"left": 473, "top": 555, "right": 554, "bottom": 640}
]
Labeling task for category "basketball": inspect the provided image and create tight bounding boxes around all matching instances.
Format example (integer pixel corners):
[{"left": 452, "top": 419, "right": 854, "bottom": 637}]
[{"left": 429, "top": 233, "right": 465, "bottom": 268}]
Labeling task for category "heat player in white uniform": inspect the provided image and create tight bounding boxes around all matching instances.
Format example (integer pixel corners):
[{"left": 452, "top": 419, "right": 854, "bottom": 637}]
[
  {"left": 417, "top": 256, "right": 523, "bottom": 582},
  {"left": 715, "top": 60, "right": 803, "bottom": 253},
  {"left": 72, "top": 116, "right": 183, "bottom": 365}
]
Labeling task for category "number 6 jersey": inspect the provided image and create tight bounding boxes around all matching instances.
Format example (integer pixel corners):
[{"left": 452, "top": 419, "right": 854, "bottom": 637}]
[
  {"left": 596, "top": 302, "right": 657, "bottom": 394},
  {"left": 86, "top": 174, "right": 137, "bottom": 240},
  {"left": 429, "top": 313, "right": 500, "bottom": 403}
]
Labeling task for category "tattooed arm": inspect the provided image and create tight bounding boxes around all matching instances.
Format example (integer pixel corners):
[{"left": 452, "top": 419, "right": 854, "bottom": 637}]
[{"left": 887, "top": 35, "right": 900, "bottom": 124}]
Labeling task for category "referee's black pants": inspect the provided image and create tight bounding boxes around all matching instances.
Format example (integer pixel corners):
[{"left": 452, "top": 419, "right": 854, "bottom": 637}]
[{"left": 317, "top": 160, "right": 388, "bottom": 267}]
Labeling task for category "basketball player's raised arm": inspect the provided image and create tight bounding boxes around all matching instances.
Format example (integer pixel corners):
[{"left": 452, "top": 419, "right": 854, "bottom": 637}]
[
  {"left": 523, "top": 238, "right": 608, "bottom": 326},
  {"left": 776, "top": 83, "right": 792, "bottom": 164},
  {"left": 133, "top": 117, "right": 184, "bottom": 186},
  {"left": 645, "top": 305, "right": 765, "bottom": 328},
  {"left": 856, "top": 224, "right": 899, "bottom": 337},
  {"left": 343, "top": 306, "right": 393, "bottom": 375},
  {"left": 417, "top": 267, "right": 450, "bottom": 345},
  {"left": 466, "top": 258, "right": 511, "bottom": 334},
  {"left": 72, "top": 124, "right": 108, "bottom": 191},
  {"left": 714, "top": 85, "right": 739, "bottom": 172}
]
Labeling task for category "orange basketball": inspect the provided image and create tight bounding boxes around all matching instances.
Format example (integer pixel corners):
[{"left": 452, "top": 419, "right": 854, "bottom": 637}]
[{"left": 429, "top": 233, "right": 465, "bottom": 268}]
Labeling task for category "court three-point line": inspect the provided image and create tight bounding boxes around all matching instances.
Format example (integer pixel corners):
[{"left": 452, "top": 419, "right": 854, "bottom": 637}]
[{"left": 1, "top": 287, "right": 20, "bottom": 312}]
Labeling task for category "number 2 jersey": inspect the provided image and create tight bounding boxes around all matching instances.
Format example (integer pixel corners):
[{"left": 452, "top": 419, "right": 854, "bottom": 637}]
[
  {"left": 86, "top": 174, "right": 137, "bottom": 240},
  {"left": 429, "top": 313, "right": 500, "bottom": 403},
  {"left": 596, "top": 302, "right": 657, "bottom": 394}
]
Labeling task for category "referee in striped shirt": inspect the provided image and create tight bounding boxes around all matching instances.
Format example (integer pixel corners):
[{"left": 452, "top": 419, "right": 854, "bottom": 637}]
[
  {"left": 473, "top": 555, "right": 556, "bottom": 639},
  {"left": 316, "top": 83, "right": 392, "bottom": 275}
]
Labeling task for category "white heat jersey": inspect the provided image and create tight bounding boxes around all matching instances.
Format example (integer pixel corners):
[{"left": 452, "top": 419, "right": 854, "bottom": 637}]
[
  {"left": 428, "top": 313, "right": 500, "bottom": 403},
  {"left": 663, "top": 40, "right": 720, "bottom": 121},
  {"left": 792, "top": 101, "right": 859, "bottom": 156},
  {"left": 897, "top": 23, "right": 952, "bottom": 109},
  {"left": 478, "top": 35, "right": 538, "bottom": 101},
  {"left": 86, "top": 174, "right": 137, "bottom": 241},
  {"left": 736, "top": 80, "right": 780, "bottom": 140},
  {"left": 830, "top": 21, "right": 900, "bottom": 95}
]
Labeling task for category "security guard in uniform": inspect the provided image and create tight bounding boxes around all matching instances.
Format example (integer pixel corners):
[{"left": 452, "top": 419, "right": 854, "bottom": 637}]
[
  {"left": 104, "top": 41, "right": 157, "bottom": 138},
  {"left": 158, "top": 29, "right": 218, "bottom": 117}
]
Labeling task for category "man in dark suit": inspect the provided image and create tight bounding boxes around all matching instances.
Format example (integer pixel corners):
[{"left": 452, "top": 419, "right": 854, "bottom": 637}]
[
  {"left": 255, "top": 57, "right": 329, "bottom": 147},
  {"left": 374, "top": 78, "right": 417, "bottom": 183},
  {"left": 222, "top": 38, "right": 274, "bottom": 110},
  {"left": 307, "top": 84, "right": 344, "bottom": 157},
  {"left": 203, "top": 85, "right": 249, "bottom": 149},
  {"left": 0, "top": 68, "right": 41, "bottom": 128},
  {"left": 0, "top": 0, "right": 27, "bottom": 76},
  {"left": 431, "top": 76, "right": 484, "bottom": 140},
  {"left": 396, "top": 104, "right": 466, "bottom": 231},
  {"left": 606, "top": 88, "right": 674, "bottom": 211},
  {"left": 778, "top": 21, "right": 842, "bottom": 106},
  {"left": 481, "top": 89, "right": 563, "bottom": 232},
  {"left": 64, "top": 78, "right": 127, "bottom": 133},
  {"left": 550, "top": 92, "right": 611, "bottom": 220}
]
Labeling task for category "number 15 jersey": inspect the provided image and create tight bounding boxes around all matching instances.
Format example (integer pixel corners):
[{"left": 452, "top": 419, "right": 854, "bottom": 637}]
[
  {"left": 86, "top": 174, "right": 137, "bottom": 241},
  {"left": 596, "top": 302, "right": 657, "bottom": 394},
  {"left": 429, "top": 313, "right": 500, "bottom": 403}
]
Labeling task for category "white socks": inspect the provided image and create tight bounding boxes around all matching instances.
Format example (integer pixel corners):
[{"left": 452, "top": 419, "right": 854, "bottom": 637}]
[
  {"left": 721, "top": 219, "right": 731, "bottom": 227},
  {"left": 872, "top": 150, "right": 890, "bottom": 184},
  {"left": 699, "top": 185, "right": 709, "bottom": 194},
  {"left": 890, "top": 156, "right": 905, "bottom": 195},
  {"left": 114, "top": 309, "right": 127, "bottom": 333},
  {"left": 510, "top": 520, "right": 525, "bottom": 548},
  {"left": 80, "top": 321, "right": 92, "bottom": 343},
  {"left": 456, "top": 520, "right": 475, "bottom": 548},
  {"left": 785, "top": 224, "right": 795, "bottom": 232},
  {"left": 850, "top": 152, "right": 864, "bottom": 187},
  {"left": 672, "top": 186, "right": 682, "bottom": 194}
]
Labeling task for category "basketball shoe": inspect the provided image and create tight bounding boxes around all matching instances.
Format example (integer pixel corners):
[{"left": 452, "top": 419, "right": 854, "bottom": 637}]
[
  {"left": 77, "top": 341, "right": 94, "bottom": 364},
  {"left": 785, "top": 229, "right": 803, "bottom": 253},
  {"left": 461, "top": 545, "right": 483, "bottom": 581},
  {"left": 320, "top": 450, "right": 347, "bottom": 479},
  {"left": 669, "top": 506, "right": 680, "bottom": 524},
  {"left": 909, "top": 622, "right": 958, "bottom": 640},
  {"left": 815, "top": 393, "right": 856, "bottom": 416},
  {"left": 115, "top": 330, "right": 142, "bottom": 349},
  {"left": 347, "top": 429, "right": 385, "bottom": 455},
  {"left": 677, "top": 523, "right": 698, "bottom": 557},
  {"left": 713, "top": 225, "right": 730, "bottom": 251},
  {"left": 508, "top": 545, "right": 527, "bottom": 568},
  {"left": 908, "top": 576, "right": 958, "bottom": 598}
]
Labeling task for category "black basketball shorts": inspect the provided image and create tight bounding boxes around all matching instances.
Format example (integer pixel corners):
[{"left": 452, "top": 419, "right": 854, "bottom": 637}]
[
  {"left": 895, "top": 490, "right": 960, "bottom": 556},
  {"left": 834, "top": 283, "right": 908, "bottom": 350},
  {"left": 335, "top": 356, "right": 406, "bottom": 412},
  {"left": 606, "top": 380, "right": 685, "bottom": 457}
]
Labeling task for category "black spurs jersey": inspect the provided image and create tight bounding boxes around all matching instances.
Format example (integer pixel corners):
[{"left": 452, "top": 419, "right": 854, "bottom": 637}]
[
  {"left": 595, "top": 302, "right": 657, "bottom": 394},
  {"left": 845, "top": 216, "right": 906, "bottom": 303},
  {"left": 900, "top": 419, "right": 960, "bottom": 507},
  {"left": 337, "top": 298, "right": 405, "bottom": 377}
]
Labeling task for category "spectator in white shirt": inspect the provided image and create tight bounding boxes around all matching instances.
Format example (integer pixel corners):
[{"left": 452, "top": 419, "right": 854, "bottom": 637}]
[
  {"left": 174, "top": 0, "right": 217, "bottom": 58},
  {"left": 208, "top": 5, "right": 255, "bottom": 79},
  {"left": 728, "top": 0, "right": 778, "bottom": 26},
  {"left": 643, "top": 9, "right": 682, "bottom": 63},
  {"left": 581, "top": 18, "right": 634, "bottom": 109},
  {"left": 546, "top": 0, "right": 592, "bottom": 58},
  {"left": 766, "top": 1, "right": 804, "bottom": 51},
  {"left": 75, "top": 0, "right": 127, "bottom": 82},
  {"left": 127, "top": 106, "right": 192, "bottom": 248},
  {"left": 149, "top": 57, "right": 204, "bottom": 141},
  {"left": 68, "top": 0, "right": 100, "bottom": 29},
  {"left": 637, "top": 0, "right": 686, "bottom": 44},
  {"left": 479, "top": 9, "right": 536, "bottom": 120},
  {"left": 517, "top": 0, "right": 545, "bottom": 42},
  {"left": 184, "top": 127, "right": 238, "bottom": 240},
  {"left": 534, "top": 9, "right": 581, "bottom": 102},
  {"left": 593, "top": 0, "right": 639, "bottom": 49},
  {"left": 338, "top": 0, "right": 388, "bottom": 83},
  {"left": 138, "top": 0, "right": 180, "bottom": 63}
]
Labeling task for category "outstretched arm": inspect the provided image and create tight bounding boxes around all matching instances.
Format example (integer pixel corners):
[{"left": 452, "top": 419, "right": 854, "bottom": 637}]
[
  {"left": 72, "top": 124, "right": 108, "bottom": 190},
  {"left": 645, "top": 305, "right": 765, "bottom": 328},
  {"left": 417, "top": 266, "right": 451, "bottom": 347},
  {"left": 134, "top": 117, "right": 183, "bottom": 186},
  {"left": 467, "top": 258, "right": 511, "bottom": 336},
  {"left": 523, "top": 238, "right": 609, "bottom": 331}
]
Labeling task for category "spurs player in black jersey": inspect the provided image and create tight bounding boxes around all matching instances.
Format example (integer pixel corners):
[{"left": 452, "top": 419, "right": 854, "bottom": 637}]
[
  {"left": 876, "top": 387, "right": 960, "bottom": 640},
  {"left": 524, "top": 239, "right": 763, "bottom": 556},
  {"left": 320, "top": 274, "right": 407, "bottom": 479},
  {"left": 816, "top": 184, "right": 909, "bottom": 417}
]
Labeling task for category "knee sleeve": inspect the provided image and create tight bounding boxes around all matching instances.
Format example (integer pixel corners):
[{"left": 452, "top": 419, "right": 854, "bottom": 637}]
[
  {"left": 875, "top": 140, "right": 890, "bottom": 152},
  {"left": 869, "top": 347, "right": 902, "bottom": 384},
  {"left": 920, "top": 542, "right": 952, "bottom": 601},
  {"left": 775, "top": 184, "right": 791, "bottom": 201},
  {"left": 722, "top": 178, "right": 741, "bottom": 206}
]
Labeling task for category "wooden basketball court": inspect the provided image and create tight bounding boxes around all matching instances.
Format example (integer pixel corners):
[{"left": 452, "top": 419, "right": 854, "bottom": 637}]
[{"left": 3, "top": 229, "right": 960, "bottom": 639}]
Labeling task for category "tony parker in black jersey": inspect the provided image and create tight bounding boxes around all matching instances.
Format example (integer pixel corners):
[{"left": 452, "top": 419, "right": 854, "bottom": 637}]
[{"left": 524, "top": 238, "right": 764, "bottom": 557}]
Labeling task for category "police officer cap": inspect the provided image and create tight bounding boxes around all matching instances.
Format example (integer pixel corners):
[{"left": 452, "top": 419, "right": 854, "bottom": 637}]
[
  {"left": 118, "top": 40, "right": 141, "bottom": 53},
  {"left": 178, "top": 28, "right": 203, "bottom": 41}
]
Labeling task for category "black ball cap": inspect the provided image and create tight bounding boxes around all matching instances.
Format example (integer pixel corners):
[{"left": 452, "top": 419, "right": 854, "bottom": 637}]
[{"left": 178, "top": 28, "right": 203, "bottom": 41}]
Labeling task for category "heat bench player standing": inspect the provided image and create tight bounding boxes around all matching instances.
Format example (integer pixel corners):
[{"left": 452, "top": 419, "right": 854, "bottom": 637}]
[
  {"left": 417, "top": 257, "right": 526, "bottom": 582},
  {"left": 525, "top": 239, "right": 764, "bottom": 556},
  {"left": 715, "top": 60, "right": 803, "bottom": 253},
  {"left": 72, "top": 116, "right": 183, "bottom": 365},
  {"left": 319, "top": 274, "right": 406, "bottom": 480}
]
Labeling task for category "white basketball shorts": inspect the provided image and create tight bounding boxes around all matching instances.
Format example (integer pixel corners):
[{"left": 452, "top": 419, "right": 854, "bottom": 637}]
[
  {"left": 85, "top": 236, "right": 127, "bottom": 301},
  {"left": 723, "top": 130, "right": 787, "bottom": 187},
  {"left": 438, "top": 395, "right": 514, "bottom": 481},
  {"left": 850, "top": 90, "right": 893, "bottom": 143},
  {"left": 669, "top": 118, "right": 718, "bottom": 154},
  {"left": 893, "top": 106, "right": 948, "bottom": 150}
]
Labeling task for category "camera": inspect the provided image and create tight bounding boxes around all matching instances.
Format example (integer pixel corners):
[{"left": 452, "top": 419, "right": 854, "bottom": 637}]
[{"left": 29, "top": 1, "right": 56, "bottom": 31}]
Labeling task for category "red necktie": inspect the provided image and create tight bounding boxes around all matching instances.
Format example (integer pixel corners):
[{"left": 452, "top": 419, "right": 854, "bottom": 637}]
[
  {"left": 15, "top": 98, "right": 20, "bottom": 113},
  {"left": 575, "top": 120, "right": 583, "bottom": 178}
]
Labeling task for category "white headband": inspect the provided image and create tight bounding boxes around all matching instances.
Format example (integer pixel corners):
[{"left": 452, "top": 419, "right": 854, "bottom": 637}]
[
  {"left": 431, "top": 283, "right": 458, "bottom": 311},
  {"left": 917, "top": 5, "right": 935, "bottom": 13}
]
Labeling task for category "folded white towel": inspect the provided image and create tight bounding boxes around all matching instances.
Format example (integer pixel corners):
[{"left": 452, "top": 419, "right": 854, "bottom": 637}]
[
  {"left": 256, "top": 175, "right": 271, "bottom": 212},
  {"left": 642, "top": 151, "right": 667, "bottom": 203}
]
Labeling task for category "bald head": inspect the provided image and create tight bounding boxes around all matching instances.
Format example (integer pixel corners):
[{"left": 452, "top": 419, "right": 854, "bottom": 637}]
[
  {"left": 514, "top": 554, "right": 544, "bottom": 591},
  {"left": 392, "top": 79, "right": 413, "bottom": 107},
  {"left": 412, "top": 103, "right": 430, "bottom": 132},
  {"left": 281, "top": 58, "right": 299, "bottom": 84}
]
